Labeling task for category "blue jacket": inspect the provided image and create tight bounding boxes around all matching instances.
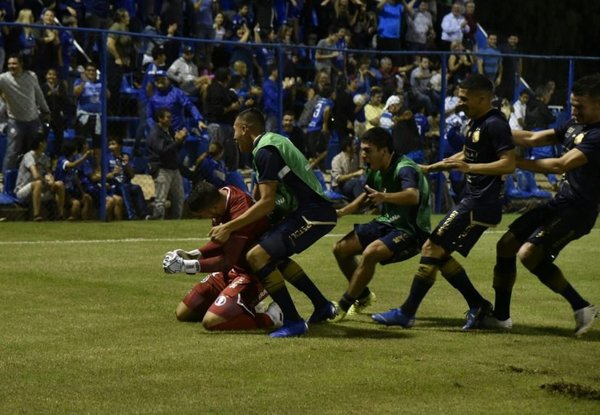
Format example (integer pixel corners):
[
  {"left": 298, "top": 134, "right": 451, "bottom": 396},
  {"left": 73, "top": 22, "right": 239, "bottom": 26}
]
[{"left": 146, "top": 84, "right": 203, "bottom": 131}]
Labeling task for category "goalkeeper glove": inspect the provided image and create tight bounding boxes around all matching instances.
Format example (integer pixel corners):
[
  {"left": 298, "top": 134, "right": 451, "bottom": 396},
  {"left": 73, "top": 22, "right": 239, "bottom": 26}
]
[
  {"left": 171, "top": 248, "right": 202, "bottom": 260},
  {"left": 163, "top": 252, "right": 201, "bottom": 274}
]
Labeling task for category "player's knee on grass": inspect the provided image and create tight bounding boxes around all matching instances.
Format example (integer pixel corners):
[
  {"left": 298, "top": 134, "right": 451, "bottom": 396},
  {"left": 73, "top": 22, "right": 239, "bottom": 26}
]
[
  {"left": 202, "top": 310, "right": 229, "bottom": 330},
  {"left": 176, "top": 302, "right": 202, "bottom": 322},
  {"left": 203, "top": 295, "right": 251, "bottom": 330}
]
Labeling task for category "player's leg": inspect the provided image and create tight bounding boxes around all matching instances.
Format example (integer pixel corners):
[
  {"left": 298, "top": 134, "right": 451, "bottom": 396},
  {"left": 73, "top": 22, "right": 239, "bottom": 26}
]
[
  {"left": 246, "top": 244, "right": 308, "bottom": 337},
  {"left": 176, "top": 272, "right": 226, "bottom": 322},
  {"left": 202, "top": 272, "right": 280, "bottom": 331},
  {"left": 332, "top": 230, "right": 363, "bottom": 282},
  {"left": 516, "top": 207, "right": 597, "bottom": 335}
]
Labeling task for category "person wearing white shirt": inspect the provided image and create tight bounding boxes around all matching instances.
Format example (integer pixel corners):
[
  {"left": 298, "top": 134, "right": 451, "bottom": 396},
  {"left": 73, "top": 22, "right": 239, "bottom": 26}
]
[{"left": 440, "top": 2, "right": 470, "bottom": 50}]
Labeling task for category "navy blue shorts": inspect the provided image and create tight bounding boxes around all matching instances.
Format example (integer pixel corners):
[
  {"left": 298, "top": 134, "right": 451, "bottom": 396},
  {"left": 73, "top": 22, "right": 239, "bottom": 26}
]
[
  {"left": 354, "top": 220, "right": 421, "bottom": 265},
  {"left": 509, "top": 201, "right": 598, "bottom": 259},
  {"left": 429, "top": 198, "right": 501, "bottom": 257},
  {"left": 259, "top": 203, "right": 337, "bottom": 261}
]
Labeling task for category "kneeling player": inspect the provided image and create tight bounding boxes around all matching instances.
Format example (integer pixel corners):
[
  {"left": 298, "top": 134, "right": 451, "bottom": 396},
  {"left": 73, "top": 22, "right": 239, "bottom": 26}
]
[
  {"left": 163, "top": 181, "right": 282, "bottom": 330},
  {"left": 332, "top": 128, "right": 431, "bottom": 321}
]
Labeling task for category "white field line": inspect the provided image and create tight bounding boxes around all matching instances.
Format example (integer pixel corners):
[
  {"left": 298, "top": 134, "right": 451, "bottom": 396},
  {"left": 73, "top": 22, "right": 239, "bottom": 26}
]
[{"left": 0, "top": 230, "right": 527, "bottom": 246}]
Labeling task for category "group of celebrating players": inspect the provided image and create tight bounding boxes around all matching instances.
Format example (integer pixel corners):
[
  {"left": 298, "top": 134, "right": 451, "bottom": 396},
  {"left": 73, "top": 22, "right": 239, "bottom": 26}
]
[{"left": 162, "top": 73, "right": 599, "bottom": 338}]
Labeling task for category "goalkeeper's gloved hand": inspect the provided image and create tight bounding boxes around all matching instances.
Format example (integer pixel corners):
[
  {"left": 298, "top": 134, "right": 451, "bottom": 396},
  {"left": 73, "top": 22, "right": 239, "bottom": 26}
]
[
  {"left": 172, "top": 248, "right": 202, "bottom": 260},
  {"left": 163, "top": 252, "right": 200, "bottom": 274}
]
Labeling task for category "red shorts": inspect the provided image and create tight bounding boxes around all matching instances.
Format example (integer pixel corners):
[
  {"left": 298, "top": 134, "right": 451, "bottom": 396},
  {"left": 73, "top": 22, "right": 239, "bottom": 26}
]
[{"left": 182, "top": 269, "right": 267, "bottom": 320}]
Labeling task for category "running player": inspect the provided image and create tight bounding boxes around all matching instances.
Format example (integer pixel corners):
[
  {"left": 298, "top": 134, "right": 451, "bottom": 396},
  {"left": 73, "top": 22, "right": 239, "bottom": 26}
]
[
  {"left": 372, "top": 74, "right": 516, "bottom": 330},
  {"left": 484, "top": 73, "right": 600, "bottom": 336},
  {"left": 332, "top": 127, "right": 431, "bottom": 321}
]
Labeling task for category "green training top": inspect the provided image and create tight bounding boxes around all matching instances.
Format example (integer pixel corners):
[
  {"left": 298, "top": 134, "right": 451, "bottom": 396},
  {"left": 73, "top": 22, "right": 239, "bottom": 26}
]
[
  {"left": 366, "top": 154, "right": 431, "bottom": 237},
  {"left": 252, "top": 132, "right": 328, "bottom": 214}
]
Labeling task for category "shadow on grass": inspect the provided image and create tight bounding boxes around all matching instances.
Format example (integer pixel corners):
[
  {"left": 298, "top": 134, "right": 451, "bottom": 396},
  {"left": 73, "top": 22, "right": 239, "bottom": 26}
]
[{"left": 418, "top": 316, "right": 600, "bottom": 341}]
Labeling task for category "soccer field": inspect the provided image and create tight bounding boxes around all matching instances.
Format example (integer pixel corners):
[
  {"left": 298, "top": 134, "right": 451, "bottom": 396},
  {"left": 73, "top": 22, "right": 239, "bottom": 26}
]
[{"left": 1, "top": 215, "right": 599, "bottom": 414}]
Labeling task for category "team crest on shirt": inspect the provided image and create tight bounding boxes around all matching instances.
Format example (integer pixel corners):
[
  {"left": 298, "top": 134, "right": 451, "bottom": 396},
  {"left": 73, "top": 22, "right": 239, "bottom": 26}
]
[
  {"left": 574, "top": 132, "right": 585, "bottom": 144},
  {"left": 214, "top": 295, "right": 227, "bottom": 306},
  {"left": 471, "top": 129, "right": 480, "bottom": 143}
]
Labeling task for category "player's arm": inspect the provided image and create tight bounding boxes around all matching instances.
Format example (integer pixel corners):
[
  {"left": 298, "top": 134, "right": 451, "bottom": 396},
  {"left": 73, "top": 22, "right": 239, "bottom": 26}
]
[
  {"left": 448, "top": 149, "right": 515, "bottom": 175},
  {"left": 421, "top": 149, "right": 465, "bottom": 173},
  {"left": 512, "top": 128, "right": 558, "bottom": 147},
  {"left": 337, "top": 192, "right": 368, "bottom": 216},
  {"left": 517, "top": 147, "right": 588, "bottom": 174},
  {"left": 209, "top": 181, "right": 277, "bottom": 244},
  {"left": 198, "top": 234, "right": 247, "bottom": 272}
]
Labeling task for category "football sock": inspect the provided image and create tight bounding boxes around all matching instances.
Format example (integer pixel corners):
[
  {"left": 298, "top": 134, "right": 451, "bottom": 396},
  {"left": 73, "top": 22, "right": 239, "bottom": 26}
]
[
  {"left": 493, "top": 256, "right": 517, "bottom": 320},
  {"left": 440, "top": 256, "right": 484, "bottom": 309},
  {"left": 338, "top": 293, "right": 356, "bottom": 313},
  {"left": 531, "top": 259, "right": 588, "bottom": 311},
  {"left": 358, "top": 287, "right": 372, "bottom": 302},
  {"left": 256, "top": 263, "right": 303, "bottom": 321},
  {"left": 279, "top": 258, "right": 328, "bottom": 308},
  {"left": 400, "top": 257, "right": 441, "bottom": 316}
]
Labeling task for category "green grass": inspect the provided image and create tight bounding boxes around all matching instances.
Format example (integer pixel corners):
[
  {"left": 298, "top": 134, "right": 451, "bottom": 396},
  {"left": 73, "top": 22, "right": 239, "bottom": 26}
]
[{"left": 1, "top": 215, "right": 599, "bottom": 414}]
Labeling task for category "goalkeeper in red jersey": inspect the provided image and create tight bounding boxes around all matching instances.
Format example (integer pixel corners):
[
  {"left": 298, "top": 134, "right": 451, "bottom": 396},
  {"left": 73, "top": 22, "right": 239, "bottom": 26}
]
[{"left": 163, "top": 181, "right": 283, "bottom": 331}]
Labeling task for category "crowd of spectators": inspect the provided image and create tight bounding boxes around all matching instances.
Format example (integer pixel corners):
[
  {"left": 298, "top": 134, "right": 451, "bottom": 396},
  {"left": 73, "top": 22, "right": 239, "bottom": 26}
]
[{"left": 0, "top": 0, "right": 544, "bottom": 221}]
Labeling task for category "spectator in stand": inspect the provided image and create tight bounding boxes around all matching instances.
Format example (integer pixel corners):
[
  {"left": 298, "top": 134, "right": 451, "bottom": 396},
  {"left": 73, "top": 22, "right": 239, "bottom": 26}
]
[
  {"left": 106, "top": 8, "right": 133, "bottom": 115},
  {"left": 58, "top": 15, "right": 78, "bottom": 81},
  {"left": 333, "top": 75, "right": 360, "bottom": 144},
  {"left": 41, "top": 68, "right": 71, "bottom": 158},
  {"left": 332, "top": 0, "right": 358, "bottom": 28},
  {"left": 146, "top": 107, "right": 186, "bottom": 220},
  {"left": 477, "top": 33, "right": 503, "bottom": 87},
  {"left": 331, "top": 137, "right": 365, "bottom": 201},
  {"left": 409, "top": 56, "right": 439, "bottom": 115},
  {"left": 315, "top": 26, "right": 342, "bottom": 84},
  {"left": 54, "top": 140, "right": 94, "bottom": 220},
  {"left": 380, "top": 94, "right": 403, "bottom": 133},
  {"left": 190, "top": 141, "right": 227, "bottom": 188},
  {"left": 73, "top": 62, "right": 106, "bottom": 169},
  {"left": 404, "top": 0, "right": 435, "bottom": 52},
  {"left": 525, "top": 85, "right": 555, "bottom": 131},
  {"left": 78, "top": 140, "right": 124, "bottom": 221},
  {"left": 376, "top": 0, "right": 405, "bottom": 65},
  {"left": 440, "top": 2, "right": 469, "bottom": 51},
  {"left": 33, "top": 8, "right": 61, "bottom": 80},
  {"left": 12, "top": 9, "right": 36, "bottom": 70},
  {"left": 306, "top": 84, "right": 335, "bottom": 169},
  {"left": 210, "top": 11, "right": 230, "bottom": 69},
  {"left": 262, "top": 63, "right": 295, "bottom": 132},
  {"left": 229, "top": 23, "right": 260, "bottom": 84},
  {"left": 447, "top": 40, "right": 474, "bottom": 86},
  {"left": 167, "top": 45, "right": 204, "bottom": 97},
  {"left": 231, "top": 2, "right": 253, "bottom": 30},
  {"left": 15, "top": 136, "right": 65, "bottom": 221},
  {"left": 462, "top": 1, "right": 477, "bottom": 50},
  {"left": 141, "top": 15, "right": 177, "bottom": 67},
  {"left": 190, "top": 0, "right": 213, "bottom": 59},
  {"left": 509, "top": 90, "right": 530, "bottom": 131},
  {"left": 0, "top": 54, "right": 50, "bottom": 170},
  {"left": 0, "top": 7, "right": 8, "bottom": 71},
  {"left": 497, "top": 33, "right": 523, "bottom": 101},
  {"left": 58, "top": 0, "right": 86, "bottom": 27},
  {"left": 365, "top": 86, "right": 385, "bottom": 131},
  {"left": 281, "top": 110, "right": 308, "bottom": 157},
  {"left": 204, "top": 67, "right": 241, "bottom": 171},
  {"left": 146, "top": 71, "right": 207, "bottom": 138},
  {"left": 107, "top": 136, "right": 150, "bottom": 220}
]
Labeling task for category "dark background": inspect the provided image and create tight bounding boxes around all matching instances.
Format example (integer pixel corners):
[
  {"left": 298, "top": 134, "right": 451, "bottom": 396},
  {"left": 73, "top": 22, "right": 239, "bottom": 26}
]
[{"left": 474, "top": 0, "right": 600, "bottom": 105}]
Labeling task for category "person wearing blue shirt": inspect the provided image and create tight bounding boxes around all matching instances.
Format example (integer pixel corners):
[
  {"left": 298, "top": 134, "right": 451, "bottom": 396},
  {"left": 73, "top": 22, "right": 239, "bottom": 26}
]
[
  {"left": 306, "top": 84, "right": 334, "bottom": 169},
  {"left": 376, "top": 0, "right": 404, "bottom": 64},
  {"left": 146, "top": 71, "right": 207, "bottom": 133},
  {"left": 477, "top": 33, "right": 503, "bottom": 87}
]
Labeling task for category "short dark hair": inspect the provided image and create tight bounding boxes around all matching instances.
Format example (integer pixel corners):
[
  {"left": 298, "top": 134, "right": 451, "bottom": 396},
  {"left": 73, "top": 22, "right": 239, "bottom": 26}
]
[
  {"left": 237, "top": 108, "right": 266, "bottom": 131},
  {"left": 187, "top": 181, "right": 221, "bottom": 212},
  {"left": 361, "top": 127, "right": 394, "bottom": 153},
  {"left": 155, "top": 107, "right": 171, "bottom": 121},
  {"left": 572, "top": 73, "right": 600, "bottom": 99},
  {"left": 459, "top": 74, "right": 494, "bottom": 94}
]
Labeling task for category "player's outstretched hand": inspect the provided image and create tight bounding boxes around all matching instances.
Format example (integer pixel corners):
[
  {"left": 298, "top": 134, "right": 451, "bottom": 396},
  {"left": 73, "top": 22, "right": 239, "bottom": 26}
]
[{"left": 172, "top": 248, "right": 202, "bottom": 259}]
